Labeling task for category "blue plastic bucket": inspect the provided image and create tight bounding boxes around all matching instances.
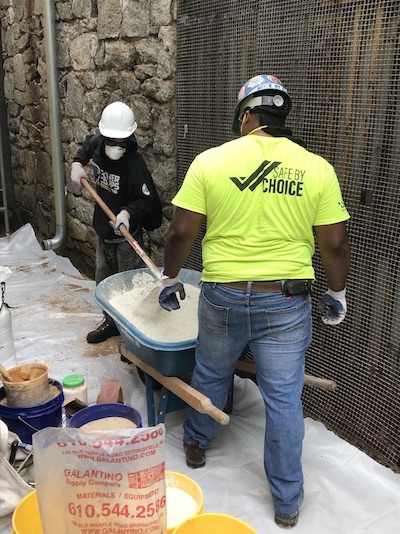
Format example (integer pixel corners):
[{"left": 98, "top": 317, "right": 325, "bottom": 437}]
[
  {"left": 0, "top": 380, "right": 64, "bottom": 444},
  {"left": 68, "top": 402, "right": 142, "bottom": 429}
]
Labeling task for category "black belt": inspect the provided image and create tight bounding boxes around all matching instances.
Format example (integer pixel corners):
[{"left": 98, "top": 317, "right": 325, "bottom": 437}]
[{"left": 221, "top": 279, "right": 313, "bottom": 295}]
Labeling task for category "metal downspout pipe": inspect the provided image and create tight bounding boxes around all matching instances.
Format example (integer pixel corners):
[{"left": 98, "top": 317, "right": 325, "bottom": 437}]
[
  {"left": 42, "top": 0, "right": 66, "bottom": 250},
  {"left": 0, "top": 128, "right": 11, "bottom": 236}
]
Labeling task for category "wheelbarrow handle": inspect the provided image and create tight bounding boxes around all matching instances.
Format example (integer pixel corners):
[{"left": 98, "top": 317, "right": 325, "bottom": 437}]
[
  {"left": 120, "top": 345, "right": 230, "bottom": 426},
  {"left": 200, "top": 402, "right": 230, "bottom": 425}
]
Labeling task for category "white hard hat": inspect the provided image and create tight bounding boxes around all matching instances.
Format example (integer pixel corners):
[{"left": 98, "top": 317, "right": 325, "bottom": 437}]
[{"left": 98, "top": 102, "right": 137, "bottom": 138}]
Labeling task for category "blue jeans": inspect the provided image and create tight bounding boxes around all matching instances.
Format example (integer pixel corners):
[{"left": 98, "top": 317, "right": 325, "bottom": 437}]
[
  {"left": 183, "top": 282, "right": 312, "bottom": 518},
  {"left": 95, "top": 233, "right": 145, "bottom": 285}
]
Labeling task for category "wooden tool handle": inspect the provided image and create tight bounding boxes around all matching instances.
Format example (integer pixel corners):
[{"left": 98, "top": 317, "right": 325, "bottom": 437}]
[
  {"left": 120, "top": 345, "right": 230, "bottom": 426},
  {"left": 81, "top": 178, "right": 161, "bottom": 281},
  {"left": 81, "top": 178, "right": 117, "bottom": 223},
  {"left": 235, "top": 360, "right": 337, "bottom": 391},
  {"left": 0, "top": 364, "right": 12, "bottom": 382},
  {"left": 303, "top": 374, "right": 337, "bottom": 391},
  {"left": 199, "top": 402, "right": 230, "bottom": 425}
]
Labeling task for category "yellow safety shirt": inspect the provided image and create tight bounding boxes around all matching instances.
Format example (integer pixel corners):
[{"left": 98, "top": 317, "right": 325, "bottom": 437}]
[{"left": 172, "top": 135, "right": 350, "bottom": 282}]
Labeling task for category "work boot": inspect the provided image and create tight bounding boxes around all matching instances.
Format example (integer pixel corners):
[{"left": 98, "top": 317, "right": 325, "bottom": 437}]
[
  {"left": 274, "top": 512, "right": 299, "bottom": 528},
  {"left": 86, "top": 318, "right": 119, "bottom": 344},
  {"left": 183, "top": 440, "right": 206, "bottom": 469},
  {"left": 274, "top": 489, "right": 303, "bottom": 528}
]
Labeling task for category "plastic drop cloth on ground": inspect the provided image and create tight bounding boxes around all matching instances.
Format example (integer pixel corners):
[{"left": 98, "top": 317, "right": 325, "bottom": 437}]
[{"left": 0, "top": 224, "right": 399, "bottom": 534}]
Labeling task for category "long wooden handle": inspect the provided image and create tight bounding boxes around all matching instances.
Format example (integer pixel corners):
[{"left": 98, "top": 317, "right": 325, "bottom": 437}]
[
  {"left": 235, "top": 360, "right": 337, "bottom": 391},
  {"left": 81, "top": 178, "right": 161, "bottom": 282},
  {"left": 163, "top": 379, "right": 230, "bottom": 425},
  {"left": 120, "top": 345, "right": 230, "bottom": 425},
  {"left": 303, "top": 374, "right": 337, "bottom": 391}
]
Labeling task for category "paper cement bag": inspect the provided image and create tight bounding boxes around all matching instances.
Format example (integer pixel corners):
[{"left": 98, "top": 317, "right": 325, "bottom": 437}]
[{"left": 33, "top": 424, "right": 166, "bottom": 534}]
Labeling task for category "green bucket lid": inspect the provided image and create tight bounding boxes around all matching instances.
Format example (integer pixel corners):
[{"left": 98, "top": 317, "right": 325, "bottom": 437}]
[{"left": 62, "top": 374, "right": 85, "bottom": 389}]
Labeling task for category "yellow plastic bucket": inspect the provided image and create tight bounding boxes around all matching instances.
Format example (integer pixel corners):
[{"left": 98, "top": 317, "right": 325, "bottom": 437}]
[
  {"left": 166, "top": 471, "right": 204, "bottom": 533},
  {"left": 12, "top": 490, "right": 43, "bottom": 534},
  {"left": 172, "top": 512, "right": 257, "bottom": 534},
  {"left": 12, "top": 474, "right": 205, "bottom": 534}
]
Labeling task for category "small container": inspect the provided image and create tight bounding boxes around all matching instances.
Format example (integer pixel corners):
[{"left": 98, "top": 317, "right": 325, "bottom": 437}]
[
  {"left": 0, "top": 380, "right": 64, "bottom": 444},
  {"left": 68, "top": 403, "right": 142, "bottom": 429},
  {"left": 166, "top": 471, "right": 204, "bottom": 534},
  {"left": 172, "top": 513, "right": 257, "bottom": 534},
  {"left": 62, "top": 374, "right": 88, "bottom": 407},
  {"left": 2, "top": 364, "right": 49, "bottom": 407}
]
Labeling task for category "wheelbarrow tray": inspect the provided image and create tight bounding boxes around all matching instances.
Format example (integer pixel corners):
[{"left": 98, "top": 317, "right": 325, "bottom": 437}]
[{"left": 95, "top": 268, "right": 201, "bottom": 376}]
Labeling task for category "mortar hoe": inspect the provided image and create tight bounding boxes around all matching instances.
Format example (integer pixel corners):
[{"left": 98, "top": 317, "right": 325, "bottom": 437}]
[
  {"left": 0, "top": 363, "right": 12, "bottom": 382},
  {"left": 81, "top": 177, "right": 163, "bottom": 306}
]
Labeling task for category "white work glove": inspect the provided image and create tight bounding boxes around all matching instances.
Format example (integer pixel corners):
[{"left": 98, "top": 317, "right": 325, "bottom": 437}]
[
  {"left": 70, "top": 162, "right": 88, "bottom": 185},
  {"left": 114, "top": 209, "right": 130, "bottom": 236},
  {"left": 158, "top": 272, "right": 186, "bottom": 311},
  {"left": 319, "top": 288, "right": 347, "bottom": 326}
]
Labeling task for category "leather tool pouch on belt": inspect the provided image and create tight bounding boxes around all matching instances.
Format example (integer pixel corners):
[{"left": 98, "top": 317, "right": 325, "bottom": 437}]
[{"left": 283, "top": 279, "right": 313, "bottom": 296}]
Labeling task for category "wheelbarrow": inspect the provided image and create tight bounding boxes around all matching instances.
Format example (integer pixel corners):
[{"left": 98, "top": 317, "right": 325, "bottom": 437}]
[{"left": 95, "top": 268, "right": 337, "bottom": 426}]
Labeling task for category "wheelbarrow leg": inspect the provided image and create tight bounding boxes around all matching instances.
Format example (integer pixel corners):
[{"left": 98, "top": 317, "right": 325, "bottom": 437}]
[
  {"left": 144, "top": 373, "right": 156, "bottom": 427},
  {"left": 157, "top": 388, "right": 187, "bottom": 424}
]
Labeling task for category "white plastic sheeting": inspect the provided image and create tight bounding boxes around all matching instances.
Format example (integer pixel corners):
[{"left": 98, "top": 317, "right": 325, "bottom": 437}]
[{"left": 0, "top": 224, "right": 399, "bottom": 534}]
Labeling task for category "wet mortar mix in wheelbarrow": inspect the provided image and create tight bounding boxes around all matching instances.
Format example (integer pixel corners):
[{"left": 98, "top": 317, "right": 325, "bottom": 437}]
[{"left": 95, "top": 267, "right": 202, "bottom": 376}]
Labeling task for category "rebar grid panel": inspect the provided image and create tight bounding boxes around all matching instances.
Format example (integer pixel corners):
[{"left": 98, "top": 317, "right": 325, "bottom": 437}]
[{"left": 177, "top": 1, "right": 400, "bottom": 472}]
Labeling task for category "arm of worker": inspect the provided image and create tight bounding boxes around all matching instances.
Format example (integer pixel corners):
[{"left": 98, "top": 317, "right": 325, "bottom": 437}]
[
  {"left": 73, "top": 134, "right": 98, "bottom": 166},
  {"left": 314, "top": 222, "right": 351, "bottom": 325},
  {"left": 159, "top": 208, "right": 205, "bottom": 311},
  {"left": 70, "top": 135, "right": 98, "bottom": 186},
  {"left": 120, "top": 157, "right": 160, "bottom": 232}
]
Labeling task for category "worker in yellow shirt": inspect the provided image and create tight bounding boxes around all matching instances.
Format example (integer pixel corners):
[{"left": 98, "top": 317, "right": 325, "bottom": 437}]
[{"left": 160, "top": 74, "right": 351, "bottom": 528}]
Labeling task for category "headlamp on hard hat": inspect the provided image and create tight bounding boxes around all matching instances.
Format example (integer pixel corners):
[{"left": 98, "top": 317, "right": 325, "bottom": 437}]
[
  {"left": 238, "top": 94, "right": 287, "bottom": 119},
  {"left": 232, "top": 74, "right": 292, "bottom": 134}
]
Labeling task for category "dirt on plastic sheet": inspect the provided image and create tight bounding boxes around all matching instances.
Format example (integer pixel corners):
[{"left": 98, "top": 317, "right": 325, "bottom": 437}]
[{"left": 82, "top": 337, "right": 122, "bottom": 358}]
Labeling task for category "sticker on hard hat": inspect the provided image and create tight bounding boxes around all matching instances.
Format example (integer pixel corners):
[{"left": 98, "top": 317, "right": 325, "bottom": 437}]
[
  {"left": 257, "top": 83, "right": 284, "bottom": 92},
  {"left": 142, "top": 184, "right": 150, "bottom": 196},
  {"left": 247, "top": 75, "right": 267, "bottom": 87},
  {"left": 268, "top": 75, "right": 284, "bottom": 84}
]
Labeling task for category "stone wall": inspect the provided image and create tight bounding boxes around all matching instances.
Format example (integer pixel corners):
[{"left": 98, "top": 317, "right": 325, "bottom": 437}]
[{"left": 0, "top": 0, "right": 177, "bottom": 278}]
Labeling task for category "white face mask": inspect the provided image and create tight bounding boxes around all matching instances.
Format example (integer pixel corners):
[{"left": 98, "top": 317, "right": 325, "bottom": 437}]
[{"left": 105, "top": 145, "right": 126, "bottom": 160}]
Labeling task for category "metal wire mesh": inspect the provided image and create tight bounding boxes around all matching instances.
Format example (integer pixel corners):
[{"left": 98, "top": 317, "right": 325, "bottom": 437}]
[{"left": 177, "top": 0, "right": 400, "bottom": 472}]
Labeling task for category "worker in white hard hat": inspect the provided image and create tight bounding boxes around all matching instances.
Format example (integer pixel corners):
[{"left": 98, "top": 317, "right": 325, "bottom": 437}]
[
  {"left": 160, "top": 75, "right": 351, "bottom": 528},
  {"left": 70, "top": 101, "right": 162, "bottom": 344}
]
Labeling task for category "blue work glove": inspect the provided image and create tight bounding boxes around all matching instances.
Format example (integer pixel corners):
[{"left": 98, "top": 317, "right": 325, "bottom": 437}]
[
  {"left": 159, "top": 273, "right": 186, "bottom": 311},
  {"left": 114, "top": 209, "right": 130, "bottom": 236},
  {"left": 319, "top": 288, "right": 347, "bottom": 326}
]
